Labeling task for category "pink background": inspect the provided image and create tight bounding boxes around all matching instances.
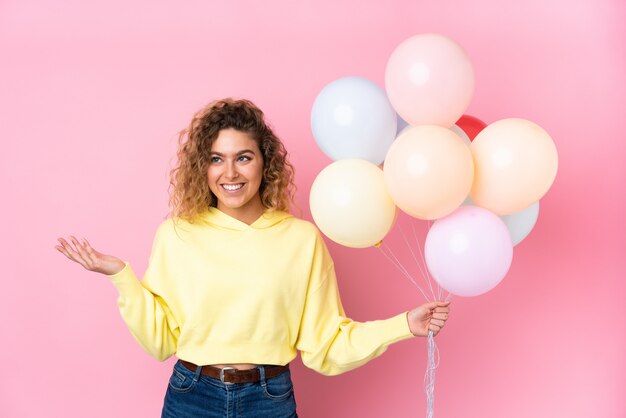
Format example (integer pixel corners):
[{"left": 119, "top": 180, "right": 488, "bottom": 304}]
[{"left": 2, "top": 0, "right": 624, "bottom": 417}]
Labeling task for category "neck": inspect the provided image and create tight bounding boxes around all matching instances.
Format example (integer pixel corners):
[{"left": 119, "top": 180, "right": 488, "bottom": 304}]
[{"left": 217, "top": 197, "right": 266, "bottom": 225}]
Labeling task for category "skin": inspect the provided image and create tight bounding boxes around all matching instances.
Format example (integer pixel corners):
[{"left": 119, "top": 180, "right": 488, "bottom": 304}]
[
  {"left": 55, "top": 127, "right": 451, "bottom": 371},
  {"left": 206, "top": 129, "right": 265, "bottom": 225}
]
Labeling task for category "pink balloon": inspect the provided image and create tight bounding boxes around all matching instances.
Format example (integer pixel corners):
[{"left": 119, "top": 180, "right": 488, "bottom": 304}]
[
  {"left": 424, "top": 206, "right": 513, "bottom": 297},
  {"left": 385, "top": 33, "right": 474, "bottom": 127}
]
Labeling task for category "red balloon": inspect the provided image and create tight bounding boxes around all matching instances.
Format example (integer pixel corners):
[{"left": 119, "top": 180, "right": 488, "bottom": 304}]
[{"left": 455, "top": 114, "right": 487, "bottom": 141}]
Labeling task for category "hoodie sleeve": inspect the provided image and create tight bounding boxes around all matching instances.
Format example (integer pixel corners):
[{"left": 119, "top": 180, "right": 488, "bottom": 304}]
[
  {"left": 295, "top": 231, "right": 415, "bottom": 376},
  {"left": 106, "top": 221, "right": 179, "bottom": 361}
]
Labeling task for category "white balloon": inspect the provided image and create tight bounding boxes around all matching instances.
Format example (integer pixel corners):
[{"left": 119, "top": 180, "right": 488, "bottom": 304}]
[
  {"left": 500, "top": 201, "right": 540, "bottom": 246},
  {"left": 311, "top": 77, "right": 397, "bottom": 164}
]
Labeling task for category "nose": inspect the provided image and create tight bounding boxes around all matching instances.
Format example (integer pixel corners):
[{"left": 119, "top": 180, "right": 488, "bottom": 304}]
[{"left": 224, "top": 160, "right": 239, "bottom": 180}]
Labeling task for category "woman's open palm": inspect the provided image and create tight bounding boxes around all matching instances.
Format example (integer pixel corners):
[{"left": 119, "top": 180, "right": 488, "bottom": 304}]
[{"left": 55, "top": 235, "right": 125, "bottom": 276}]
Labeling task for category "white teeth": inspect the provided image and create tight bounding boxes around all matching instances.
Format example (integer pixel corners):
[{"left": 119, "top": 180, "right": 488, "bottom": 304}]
[{"left": 223, "top": 183, "right": 244, "bottom": 191}]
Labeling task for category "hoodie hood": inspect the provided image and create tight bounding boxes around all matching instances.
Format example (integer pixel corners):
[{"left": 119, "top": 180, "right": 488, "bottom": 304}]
[{"left": 197, "top": 206, "right": 293, "bottom": 231}]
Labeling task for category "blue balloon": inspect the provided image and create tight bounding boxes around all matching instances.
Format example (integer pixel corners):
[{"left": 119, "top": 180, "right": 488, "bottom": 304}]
[
  {"left": 396, "top": 115, "right": 409, "bottom": 136},
  {"left": 311, "top": 77, "right": 397, "bottom": 164},
  {"left": 500, "top": 201, "right": 540, "bottom": 246}
]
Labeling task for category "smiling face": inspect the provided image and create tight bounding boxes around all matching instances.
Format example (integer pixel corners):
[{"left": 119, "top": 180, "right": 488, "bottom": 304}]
[{"left": 207, "top": 128, "right": 265, "bottom": 224}]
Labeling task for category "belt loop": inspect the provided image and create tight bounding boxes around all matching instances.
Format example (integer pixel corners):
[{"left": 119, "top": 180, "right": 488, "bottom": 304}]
[
  {"left": 257, "top": 365, "right": 267, "bottom": 388},
  {"left": 193, "top": 364, "right": 203, "bottom": 382}
]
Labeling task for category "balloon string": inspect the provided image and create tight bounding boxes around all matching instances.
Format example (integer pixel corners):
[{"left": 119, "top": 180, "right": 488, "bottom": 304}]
[
  {"left": 425, "top": 330, "right": 440, "bottom": 418},
  {"left": 409, "top": 221, "right": 439, "bottom": 301},
  {"left": 399, "top": 223, "right": 436, "bottom": 301},
  {"left": 376, "top": 217, "right": 445, "bottom": 418},
  {"left": 377, "top": 241, "right": 418, "bottom": 289},
  {"left": 411, "top": 220, "right": 443, "bottom": 300},
  {"left": 378, "top": 243, "right": 431, "bottom": 302},
  {"left": 377, "top": 243, "right": 432, "bottom": 302}
]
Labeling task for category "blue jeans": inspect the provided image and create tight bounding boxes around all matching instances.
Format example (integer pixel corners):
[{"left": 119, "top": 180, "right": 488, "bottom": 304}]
[{"left": 161, "top": 360, "right": 298, "bottom": 417}]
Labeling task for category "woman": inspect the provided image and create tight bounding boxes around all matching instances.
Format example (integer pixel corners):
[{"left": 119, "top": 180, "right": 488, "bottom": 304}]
[{"left": 55, "top": 98, "right": 451, "bottom": 418}]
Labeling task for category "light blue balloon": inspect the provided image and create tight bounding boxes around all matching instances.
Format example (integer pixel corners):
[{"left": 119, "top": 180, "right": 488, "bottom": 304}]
[
  {"left": 396, "top": 115, "right": 409, "bottom": 136},
  {"left": 500, "top": 201, "right": 540, "bottom": 246},
  {"left": 311, "top": 77, "right": 397, "bottom": 164}
]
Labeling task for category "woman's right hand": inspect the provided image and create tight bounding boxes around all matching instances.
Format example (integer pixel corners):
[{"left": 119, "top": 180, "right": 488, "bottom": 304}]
[{"left": 55, "top": 235, "right": 126, "bottom": 276}]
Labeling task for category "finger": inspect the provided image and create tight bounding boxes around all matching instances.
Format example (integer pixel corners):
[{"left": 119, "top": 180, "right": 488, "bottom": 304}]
[
  {"left": 83, "top": 237, "right": 94, "bottom": 253},
  {"left": 423, "top": 301, "right": 440, "bottom": 311},
  {"left": 429, "top": 324, "right": 441, "bottom": 335},
  {"left": 81, "top": 237, "right": 98, "bottom": 263},
  {"left": 55, "top": 244, "right": 73, "bottom": 260},
  {"left": 58, "top": 237, "right": 89, "bottom": 268},
  {"left": 69, "top": 235, "right": 88, "bottom": 257},
  {"left": 434, "top": 306, "right": 450, "bottom": 314},
  {"left": 432, "top": 312, "right": 448, "bottom": 321},
  {"left": 58, "top": 238, "right": 79, "bottom": 257},
  {"left": 84, "top": 240, "right": 104, "bottom": 267},
  {"left": 70, "top": 235, "right": 94, "bottom": 268},
  {"left": 430, "top": 319, "right": 445, "bottom": 327}
]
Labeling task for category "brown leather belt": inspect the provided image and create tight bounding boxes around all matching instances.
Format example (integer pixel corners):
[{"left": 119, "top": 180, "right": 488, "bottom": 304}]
[{"left": 179, "top": 360, "right": 289, "bottom": 384}]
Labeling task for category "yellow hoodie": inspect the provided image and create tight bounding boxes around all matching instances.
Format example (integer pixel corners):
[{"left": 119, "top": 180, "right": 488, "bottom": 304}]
[{"left": 107, "top": 207, "right": 415, "bottom": 376}]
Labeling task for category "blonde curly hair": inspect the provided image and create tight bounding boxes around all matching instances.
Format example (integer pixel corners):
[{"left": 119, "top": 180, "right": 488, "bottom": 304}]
[{"left": 167, "top": 98, "right": 296, "bottom": 222}]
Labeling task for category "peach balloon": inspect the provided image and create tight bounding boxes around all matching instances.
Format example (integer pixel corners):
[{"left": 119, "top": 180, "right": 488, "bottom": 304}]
[
  {"left": 470, "top": 118, "right": 558, "bottom": 215},
  {"left": 310, "top": 159, "right": 397, "bottom": 248},
  {"left": 385, "top": 33, "right": 475, "bottom": 127},
  {"left": 383, "top": 125, "right": 474, "bottom": 220}
]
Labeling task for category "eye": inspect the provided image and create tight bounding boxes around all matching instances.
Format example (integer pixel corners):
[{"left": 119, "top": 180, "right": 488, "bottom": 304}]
[
  {"left": 209, "top": 156, "right": 222, "bottom": 163},
  {"left": 238, "top": 155, "right": 252, "bottom": 162}
]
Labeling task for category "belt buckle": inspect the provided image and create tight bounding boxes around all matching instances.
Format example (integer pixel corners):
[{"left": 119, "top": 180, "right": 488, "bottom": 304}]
[{"left": 220, "top": 367, "right": 236, "bottom": 383}]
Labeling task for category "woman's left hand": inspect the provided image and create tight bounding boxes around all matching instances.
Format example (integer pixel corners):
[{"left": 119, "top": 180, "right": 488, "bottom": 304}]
[{"left": 406, "top": 301, "right": 451, "bottom": 337}]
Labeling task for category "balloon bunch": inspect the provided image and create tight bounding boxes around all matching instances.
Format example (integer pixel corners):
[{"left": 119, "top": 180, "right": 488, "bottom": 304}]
[
  {"left": 309, "top": 32, "right": 558, "bottom": 418},
  {"left": 309, "top": 33, "right": 558, "bottom": 299}
]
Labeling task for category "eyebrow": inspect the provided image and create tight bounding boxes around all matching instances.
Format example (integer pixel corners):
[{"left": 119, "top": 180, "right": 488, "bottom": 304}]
[{"left": 209, "top": 149, "right": 256, "bottom": 156}]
